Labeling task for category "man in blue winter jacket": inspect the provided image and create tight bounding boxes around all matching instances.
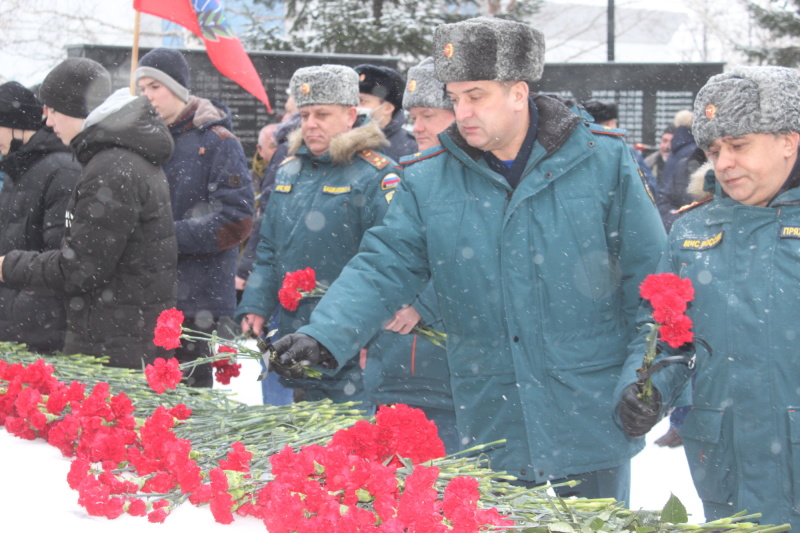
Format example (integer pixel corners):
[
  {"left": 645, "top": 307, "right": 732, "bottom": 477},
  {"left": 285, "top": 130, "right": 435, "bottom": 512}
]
[
  {"left": 136, "top": 48, "right": 254, "bottom": 387},
  {"left": 268, "top": 18, "right": 666, "bottom": 502}
]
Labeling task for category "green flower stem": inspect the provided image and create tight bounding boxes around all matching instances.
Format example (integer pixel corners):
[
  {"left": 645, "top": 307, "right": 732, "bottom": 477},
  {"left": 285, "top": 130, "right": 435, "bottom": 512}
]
[{"left": 638, "top": 322, "right": 660, "bottom": 404}]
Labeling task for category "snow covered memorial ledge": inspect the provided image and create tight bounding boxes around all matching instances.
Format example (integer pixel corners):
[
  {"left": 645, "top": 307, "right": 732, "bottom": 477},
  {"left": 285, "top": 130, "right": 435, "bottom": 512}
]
[{"left": 0, "top": 344, "right": 788, "bottom": 533}]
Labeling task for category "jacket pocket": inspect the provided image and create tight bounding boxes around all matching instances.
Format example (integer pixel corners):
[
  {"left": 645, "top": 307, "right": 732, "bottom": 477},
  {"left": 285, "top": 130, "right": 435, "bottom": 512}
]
[
  {"left": 787, "top": 408, "right": 800, "bottom": 512},
  {"left": 680, "top": 408, "right": 735, "bottom": 505}
]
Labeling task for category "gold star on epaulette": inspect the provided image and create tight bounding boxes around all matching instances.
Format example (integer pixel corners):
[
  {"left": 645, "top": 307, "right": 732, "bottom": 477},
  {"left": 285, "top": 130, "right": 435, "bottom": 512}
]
[{"left": 359, "top": 150, "right": 390, "bottom": 169}]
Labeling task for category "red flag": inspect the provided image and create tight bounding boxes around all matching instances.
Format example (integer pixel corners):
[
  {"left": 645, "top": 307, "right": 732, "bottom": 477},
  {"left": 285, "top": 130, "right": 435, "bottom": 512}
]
[{"left": 133, "top": 0, "right": 272, "bottom": 112}]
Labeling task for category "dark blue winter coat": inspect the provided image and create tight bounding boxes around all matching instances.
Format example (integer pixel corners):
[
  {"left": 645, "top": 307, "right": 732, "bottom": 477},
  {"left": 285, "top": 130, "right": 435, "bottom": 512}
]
[
  {"left": 381, "top": 110, "right": 417, "bottom": 161},
  {"left": 657, "top": 126, "right": 699, "bottom": 230},
  {"left": 164, "top": 97, "right": 254, "bottom": 321}
]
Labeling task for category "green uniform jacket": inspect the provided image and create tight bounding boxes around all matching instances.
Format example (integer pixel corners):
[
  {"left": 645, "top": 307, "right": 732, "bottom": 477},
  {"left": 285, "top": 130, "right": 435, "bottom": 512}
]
[
  {"left": 619, "top": 174, "right": 800, "bottom": 528},
  {"left": 235, "top": 120, "right": 400, "bottom": 403},
  {"left": 301, "top": 94, "right": 666, "bottom": 482}
]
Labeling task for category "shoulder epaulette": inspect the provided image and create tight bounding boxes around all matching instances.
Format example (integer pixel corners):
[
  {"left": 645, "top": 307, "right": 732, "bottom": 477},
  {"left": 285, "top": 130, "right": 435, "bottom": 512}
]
[
  {"left": 676, "top": 196, "right": 714, "bottom": 214},
  {"left": 399, "top": 147, "right": 447, "bottom": 166},
  {"left": 279, "top": 156, "right": 297, "bottom": 167},
  {"left": 588, "top": 123, "right": 626, "bottom": 137},
  {"left": 358, "top": 150, "right": 390, "bottom": 169}
]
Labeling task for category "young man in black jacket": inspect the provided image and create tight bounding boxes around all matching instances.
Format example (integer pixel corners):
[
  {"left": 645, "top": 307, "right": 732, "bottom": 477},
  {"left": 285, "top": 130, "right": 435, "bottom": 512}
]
[
  {"left": 0, "top": 81, "right": 80, "bottom": 353},
  {"left": 0, "top": 58, "right": 178, "bottom": 369}
]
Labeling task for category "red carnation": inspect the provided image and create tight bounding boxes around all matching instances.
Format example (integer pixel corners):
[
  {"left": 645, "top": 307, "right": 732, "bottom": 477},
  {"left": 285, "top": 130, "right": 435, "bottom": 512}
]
[
  {"left": 640, "top": 273, "right": 695, "bottom": 349},
  {"left": 287, "top": 267, "right": 317, "bottom": 292},
  {"left": 278, "top": 286, "right": 302, "bottom": 311},
  {"left": 168, "top": 404, "right": 192, "bottom": 420},
  {"left": 153, "top": 308, "right": 184, "bottom": 350},
  {"left": 144, "top": 358, "right": 183, "bottom": 394},
  {"left": 147, "top": 508, "right": 169, "bottom": 523},
  {"left": 127, "top": 498, "right": 147, "bottom": 517},
  {"left": 211, "top": 348, "right": 242, "bottom": 385},
  {"left": 219, "top": 441, "right": 253, "bottom": 472},
  {"left": 659, "top": 314, "right": 695, "bottom": 348}
]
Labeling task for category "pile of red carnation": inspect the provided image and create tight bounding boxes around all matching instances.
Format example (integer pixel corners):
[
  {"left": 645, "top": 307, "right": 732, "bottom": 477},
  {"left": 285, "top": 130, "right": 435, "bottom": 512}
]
[
  {"left": 1, "top": 358, "right": 512, "bottom": 531},
  {"left": 252, "top": 403, "right": 512, "bottom": 532},
  {"left": 0, "top": 358, "right": 208, "bottom": 522}
]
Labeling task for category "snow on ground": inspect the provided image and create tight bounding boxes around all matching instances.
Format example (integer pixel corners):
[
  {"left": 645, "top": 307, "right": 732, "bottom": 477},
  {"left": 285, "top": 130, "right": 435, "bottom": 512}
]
[{"left": 0, "top": 355, "right": 704, "bottom": 529}]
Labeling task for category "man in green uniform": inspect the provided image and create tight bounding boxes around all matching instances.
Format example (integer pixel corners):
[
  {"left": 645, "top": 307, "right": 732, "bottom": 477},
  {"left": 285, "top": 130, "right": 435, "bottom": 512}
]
[
  {"left": 616, "top": 66, "right": 800, "bottom": 528},
  {"left": 267, "top": 18, "right": 665, "bottom": 502},
  {"left": 236, "top": 64, "right": 400, "bottom": 403}
]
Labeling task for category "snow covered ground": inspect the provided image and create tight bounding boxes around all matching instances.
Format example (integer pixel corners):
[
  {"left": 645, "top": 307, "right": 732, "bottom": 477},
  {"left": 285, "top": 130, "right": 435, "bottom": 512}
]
[{"left": 0, "top": 356, "right": 704, "bottom": 529}]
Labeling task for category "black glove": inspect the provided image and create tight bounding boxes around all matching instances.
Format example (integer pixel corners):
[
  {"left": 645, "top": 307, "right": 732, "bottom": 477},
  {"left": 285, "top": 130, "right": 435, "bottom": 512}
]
[
  {"left": 270, "top": 333, "right": 338, "bottom": 379},
  {"left": 618, "top": 384, "right": 662, "bottom": 438}
]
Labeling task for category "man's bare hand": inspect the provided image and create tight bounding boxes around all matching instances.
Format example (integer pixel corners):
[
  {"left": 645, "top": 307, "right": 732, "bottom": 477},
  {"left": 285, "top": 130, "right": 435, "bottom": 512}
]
[
  {"left": 384, "top": 305, "right": 421, "bottom": 335},
  {"left": 241, "top": 313, "right": 265, "bottom": 337}
]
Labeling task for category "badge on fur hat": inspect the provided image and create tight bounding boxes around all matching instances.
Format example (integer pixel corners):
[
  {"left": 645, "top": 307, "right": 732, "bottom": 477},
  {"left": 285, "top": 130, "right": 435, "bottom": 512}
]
[
  {"left": 407, "top": 80, "right": 417, "bottom": 92},
  {"left": 301, "top": 83, "right": 311, "bottom": 95},
  {"left": 705, "top": 104, "right": 717, "bottom": 119},
  {"left": 444, "top": 43, "right": 454, "bottom": 58}
]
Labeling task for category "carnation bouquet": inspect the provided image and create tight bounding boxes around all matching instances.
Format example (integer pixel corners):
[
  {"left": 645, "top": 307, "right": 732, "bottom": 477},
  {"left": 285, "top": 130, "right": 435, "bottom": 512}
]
[
  {"left": 279, "top": 267, "right": 447, "bottom": 349},
  {"left": 150, "top": 307, "right": 321, "bottom": 393},
  {"left": 635, "top": 273, "right": 697, "bottom": 403}
]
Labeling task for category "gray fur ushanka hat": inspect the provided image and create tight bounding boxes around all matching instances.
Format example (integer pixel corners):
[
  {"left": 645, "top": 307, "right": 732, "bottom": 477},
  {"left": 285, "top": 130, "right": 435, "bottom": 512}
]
[
  {"left": 290, "top": 65, "right": 359, "bottom": 108},
  {"left": 402, "top": 57, "right": 453, "bottom": 112},
  {"left": 692, "top": 66, "right": 800, "bottom": 151},
  {"left": 433, "top": 17, "right": 545, "bottom": 84}
]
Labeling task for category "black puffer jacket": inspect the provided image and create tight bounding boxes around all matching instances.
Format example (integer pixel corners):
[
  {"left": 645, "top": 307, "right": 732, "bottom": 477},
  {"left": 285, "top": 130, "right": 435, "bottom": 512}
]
[
  {"left": 0, "top": 127, "right": 80, "bottom": 352},
  {"left": 2, "top": 94, "right": 178, "bottom": 368}
]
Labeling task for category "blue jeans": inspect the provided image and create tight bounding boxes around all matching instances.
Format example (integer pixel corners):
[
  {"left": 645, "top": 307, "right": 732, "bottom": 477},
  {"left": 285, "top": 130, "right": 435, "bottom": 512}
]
[{"left": 259, "top": 309, "right": 293, "bottom": 406}]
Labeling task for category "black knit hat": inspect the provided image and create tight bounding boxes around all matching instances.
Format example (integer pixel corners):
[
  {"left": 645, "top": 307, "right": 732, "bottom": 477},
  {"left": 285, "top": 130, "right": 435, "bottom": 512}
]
[
  {"left": 0, "top": 82, "right": 42, "bottom": 130},
  {"left": 39, "top": 58, "right": 112, "bottom": 119},
  {"left": 354, "top": 64, "right": 405, "bottom": 114},
  {"left": 135, "top": 48, "right": 191, "bottom": 103}
]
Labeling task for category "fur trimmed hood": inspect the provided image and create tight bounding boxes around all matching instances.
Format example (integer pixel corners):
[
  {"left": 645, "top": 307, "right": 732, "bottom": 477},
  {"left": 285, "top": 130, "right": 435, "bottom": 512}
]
[
  {"left": 287, "top": 117, "right": 388, "bottom": 165},
  {"left": 688, "top": 161, "right": 715, "bottom": 202}
]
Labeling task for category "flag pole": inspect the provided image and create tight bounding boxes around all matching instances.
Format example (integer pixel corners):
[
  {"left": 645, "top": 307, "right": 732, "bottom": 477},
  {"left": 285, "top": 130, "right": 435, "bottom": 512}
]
[{"left": 130, "top": 10, "right": 141, "bottom": 95}]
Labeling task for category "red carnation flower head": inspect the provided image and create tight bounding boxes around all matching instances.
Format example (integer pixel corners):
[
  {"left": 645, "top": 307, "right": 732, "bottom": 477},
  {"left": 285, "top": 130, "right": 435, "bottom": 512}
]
[
  {"left": 144, "top": 358, "right": 183, "bottom": 394},
  {"left": 278, "top": 286, "right": 302, "bottom": 311},
  {"left": 288, "top": 267, "right": 317, "bottom": 292},
  {"left": 153, "top": 308, "right": 184, "bottom": 350},
  {"left": 659, "top": 313, "right": 695, "bottom": 349},
  {"left": 640, "top": 273, "right": 695, "bottom": 349}
]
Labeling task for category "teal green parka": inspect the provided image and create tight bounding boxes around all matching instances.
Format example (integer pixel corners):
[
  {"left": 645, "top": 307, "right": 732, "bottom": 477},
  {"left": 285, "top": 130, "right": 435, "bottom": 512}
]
[
  {"left": 300, "top": 95, "right": 666, "bottom": 482},
  {"left": 617, "top": 164, "right": 800, "bottom": 528},
  {"left": 235, "top": 119, "right": 400, "bottom": 403}
]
